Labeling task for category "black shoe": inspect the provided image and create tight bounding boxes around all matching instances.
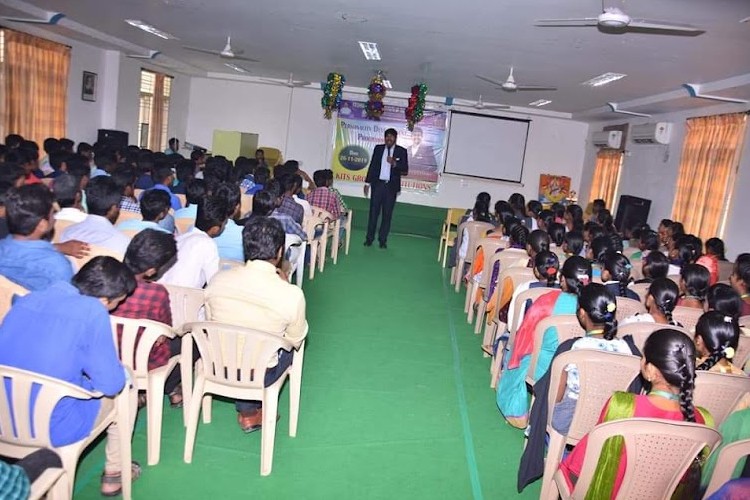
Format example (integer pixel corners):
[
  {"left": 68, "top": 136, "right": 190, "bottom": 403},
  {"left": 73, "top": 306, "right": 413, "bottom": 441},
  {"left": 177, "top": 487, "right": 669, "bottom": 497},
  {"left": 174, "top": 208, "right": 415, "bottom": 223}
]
[
  {"left": 379, "top": 241, "right": 387, "bottom": 249},
  {"left": 364, "top": 240, "right": 373, "bottom": 247}
]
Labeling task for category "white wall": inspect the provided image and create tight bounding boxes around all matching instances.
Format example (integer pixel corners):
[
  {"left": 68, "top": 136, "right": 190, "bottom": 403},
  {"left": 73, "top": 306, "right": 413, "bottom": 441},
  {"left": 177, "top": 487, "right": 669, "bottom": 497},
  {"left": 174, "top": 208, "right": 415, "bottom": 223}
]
[
  {"left": 579, "top": 103, "right": 750, "bottom": 260},
  {"left": 186, "top": 77, "right": 590, "bottom": 208}
]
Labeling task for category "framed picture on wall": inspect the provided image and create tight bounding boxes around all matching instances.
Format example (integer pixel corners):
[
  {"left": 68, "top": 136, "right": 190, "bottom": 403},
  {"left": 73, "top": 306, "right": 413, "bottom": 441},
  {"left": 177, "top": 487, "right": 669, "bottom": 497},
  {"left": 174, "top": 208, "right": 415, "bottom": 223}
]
[{"left": 82, "top": 71, "right": 97, "bottom": 102}]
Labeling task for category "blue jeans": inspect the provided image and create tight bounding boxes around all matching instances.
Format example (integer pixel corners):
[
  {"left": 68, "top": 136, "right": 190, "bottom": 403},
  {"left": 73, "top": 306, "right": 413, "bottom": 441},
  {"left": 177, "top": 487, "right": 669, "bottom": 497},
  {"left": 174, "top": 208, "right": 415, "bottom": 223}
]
[{"left": 235, "top": 349, "right": 294, "bottom": 413}]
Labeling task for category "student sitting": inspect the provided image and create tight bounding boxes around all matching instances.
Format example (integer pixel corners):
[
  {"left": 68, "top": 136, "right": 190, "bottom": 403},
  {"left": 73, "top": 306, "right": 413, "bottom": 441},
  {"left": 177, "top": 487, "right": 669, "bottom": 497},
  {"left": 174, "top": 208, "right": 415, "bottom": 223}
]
[
  {"left": 678, "top": 263, "right": 710, "bottom": 309},
  {"left": 706, "top": 283, "right": 743, "bottom": 319},
  {"left": 276, "top": 174, "right": 305, "bottom": 225},
  {"left": 695, "top": 311, "right": 744, "bottom": 375},
  {"left": 563, "top": 230, "right": 584, "bottom": 258},
  {"left": 244, "top": 166, "right": 267, "bottom": 195},
  {"left": 730, "top": 253, "right": 750, "bottom": 316},
  {"left": 621, "top": 278, "right": 680, "bottom": 326},
  {"left": 116, "top": 189, "right": 172, "bottom": 234},
  {"left": 212, "top": 182, "right": 244, "bottom": 262},
  {"left": 158, "top": 196, "right": 227, "bottom": 288},
  {"left": 112, "top": 167, "right": 141, "bottom": 214},
  {"left": 145, "top": 164, "right": 181, "bottom": 210},
  {"left": 261, "top": 182, "right": 307, "bottom": 241},
  {"left": 289, "top": 174, "right": 312, "bottom": 220},
  {"left": 550, "top": 283, "right": 640, "bottom": 435},
  {"left": 325, "top": 169, "right": 346, "bottom": 213},
  {"left": 635, "top": 251, "right": 670, "bottom": 284},
  {"left": 631, "top": 229, "right": 660, "bottom": 261},
  {"left": 113, "top": 229, "right": 184, "bottom": 407},
  {"left": 173, "top": 178, "right": 206, "bottom": 222},
  {"left": 52, "top": 174, "right": 87, "bottom": 223},
  {"left": 171, "top": 160, "right": 195, "bottom": 195},
  {"left": 307, "top": 170, "right": 341, "bottom": 220},
  {"left": 0, "top": 185, "right": 75, "bottom": 290},
  {"left": 0, "top": 257, "right": 139, "bottom": 496},
  {"left": 547, "top": 222, "right": 566, "bottom": 253},
  {"left": 61, "top": 176, "right": 131, "bottom": 255},
  {"left": 599, "top": 251, "right": 640, "bottom": 301},
  {"left": 558, "top": 329, "right": 712, "bottom": 498}
]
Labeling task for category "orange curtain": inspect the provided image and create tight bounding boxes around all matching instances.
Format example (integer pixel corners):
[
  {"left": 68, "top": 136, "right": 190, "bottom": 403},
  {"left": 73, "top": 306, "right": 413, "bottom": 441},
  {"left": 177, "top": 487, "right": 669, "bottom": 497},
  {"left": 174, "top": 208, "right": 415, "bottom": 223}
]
[
  {"left": 148, "top": 73, "right": 165, "bottom": 151},
  {"left": 671, "top": 113, "right": 747, "bottom": 241},
  {"left": 1, "top": 29, "right": 70, "bottom": 147},
  {"left": 589, "top": 149, "right": 623, "bottom": 208}
]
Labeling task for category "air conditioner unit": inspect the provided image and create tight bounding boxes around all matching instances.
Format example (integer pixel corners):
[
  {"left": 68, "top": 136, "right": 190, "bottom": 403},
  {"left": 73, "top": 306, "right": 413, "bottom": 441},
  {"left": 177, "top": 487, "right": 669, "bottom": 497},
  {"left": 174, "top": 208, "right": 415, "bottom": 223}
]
[
  {"left": 631, "top": 122, "right": 672, "bottom": 145},
  {"left": 591, "top": 130, "right": 623, "bottom": 149}
]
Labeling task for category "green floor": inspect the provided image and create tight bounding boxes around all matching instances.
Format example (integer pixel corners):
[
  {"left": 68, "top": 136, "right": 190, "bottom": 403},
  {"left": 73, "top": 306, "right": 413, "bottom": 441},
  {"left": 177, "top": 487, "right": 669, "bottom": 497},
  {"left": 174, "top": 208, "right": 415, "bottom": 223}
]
[{"left": 72, "top": 230, "right": 540, "bottom": 499}]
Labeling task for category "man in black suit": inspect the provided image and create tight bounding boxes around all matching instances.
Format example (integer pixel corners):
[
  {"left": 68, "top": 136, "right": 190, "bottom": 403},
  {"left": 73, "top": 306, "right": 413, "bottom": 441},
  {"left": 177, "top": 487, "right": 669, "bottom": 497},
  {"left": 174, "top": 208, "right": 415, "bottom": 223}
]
[{"left": 364, "top": 128, "right": 408, "bottom": 249}]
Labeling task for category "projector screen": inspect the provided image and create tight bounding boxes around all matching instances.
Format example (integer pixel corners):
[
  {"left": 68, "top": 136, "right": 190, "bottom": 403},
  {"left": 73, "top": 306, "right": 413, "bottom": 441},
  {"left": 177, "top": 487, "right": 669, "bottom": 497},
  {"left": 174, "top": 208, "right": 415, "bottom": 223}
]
[{"left": 443, "top": 111, "right": 530, "bottom": 183}]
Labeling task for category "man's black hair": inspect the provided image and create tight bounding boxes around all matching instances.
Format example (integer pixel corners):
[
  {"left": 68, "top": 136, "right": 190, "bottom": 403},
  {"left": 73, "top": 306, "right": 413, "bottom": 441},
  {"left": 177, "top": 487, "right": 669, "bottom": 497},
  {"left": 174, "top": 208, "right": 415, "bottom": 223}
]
[
  {"left": 254, "top": 167, "right": 269, "bottom": 185},
  {"left": 312, "top": 170, "right": 326, "bottom": 187},
  {"left": 175, "top": 160, "right": 195, "bottom": 182},
  {"left": 86, "top": 176, "right": 122, "bottom": 217},
  {"left": 111, "top": 167, "right": 136, "bottom": 193},
  {"left": 43, "top": 137, "right": 60, "bottom": 154},
  {"left": 185, "top": 178, "right": 207, "bottom": 206},
  {"left": 152, "top": 164, "right": 174, "bottom": 185},
  {"left": 77, "top": 142, "right": 93, "bottom": 155},
  {"left": 4, "top": 185, "right": 53, "bottom": 236},
  {"left": 53, "top": 174, "right": 80, "bottom": 208},
  {"left": 168, "top": 138, "right": 179, "bottom": 150},
  {"left": 140, "top": 189, "right": 171, "bottom": 221},
  {"left": 4, "top": 134, "right": 24, "bottom": 149},
  {"left": 195, "top": 196, "right": 228, "bottom": 233},
  {"left": 72, "top": 256, "right": 136, "bottom": 300},
  {"left": 242, "top": 216, "right": 285, "bottom": 262},
  {"left": 251, "top": 190, "right": 276, "bottom": 217},
  {"left": 384, "top": 128, "right": 398, "bottom": 138},
  {"left": 0, "top": 163, "right": 26, "bottom": 185},
  {"left": 58, "top": 138, "right": 74, "bottom": 152},
  {"left": 124, "top": 229, "right": 177, "bottom": 275},
  {"left": 214, "top": 182, "right": 240, "bottom": 217}
]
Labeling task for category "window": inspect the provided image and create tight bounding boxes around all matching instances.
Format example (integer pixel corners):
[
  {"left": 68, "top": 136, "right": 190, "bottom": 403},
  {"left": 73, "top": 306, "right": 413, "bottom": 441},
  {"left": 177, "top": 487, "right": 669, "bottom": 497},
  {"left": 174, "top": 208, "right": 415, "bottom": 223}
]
[
  {"left": 0, "top": 28, "right": 70, "bottom": 146},
  {"left": 671, "top": 113, "right": 747, "bottom": 240},
  {"left": 138, "top": 69, "right": 172, "bottom": 151},
  {"left": 588, "top": 149, "right": 624, "bottom": 209}
]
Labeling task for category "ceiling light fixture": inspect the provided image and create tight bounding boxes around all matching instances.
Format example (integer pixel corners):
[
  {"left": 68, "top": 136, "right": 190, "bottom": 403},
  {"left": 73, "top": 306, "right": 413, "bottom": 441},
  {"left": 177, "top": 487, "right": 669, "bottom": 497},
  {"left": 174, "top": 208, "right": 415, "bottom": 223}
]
[
  {"left": 224, "top": 63, "right": 247, "bottom": 73},
  {"left": 382, "top": 79, "right": 392, "bottom": 89},
  {"left": 358, "top": 41, "right": 381, "bottom": 61},
  {"left": 125, "top": 19, "right": 178, "bottom": 40},
  {"left": 528, "top": 99, "right": 552, "bottom": 107},
  {"left": 582, "top": 72, "right": 626, "bottom": 87}
]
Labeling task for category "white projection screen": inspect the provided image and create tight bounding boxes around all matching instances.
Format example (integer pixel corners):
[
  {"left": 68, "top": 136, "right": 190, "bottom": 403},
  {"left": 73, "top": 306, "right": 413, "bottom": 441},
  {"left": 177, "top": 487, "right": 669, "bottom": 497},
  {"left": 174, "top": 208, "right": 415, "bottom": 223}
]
[{"left": 443, "top": 111, "right": 530, "bottom": 183}]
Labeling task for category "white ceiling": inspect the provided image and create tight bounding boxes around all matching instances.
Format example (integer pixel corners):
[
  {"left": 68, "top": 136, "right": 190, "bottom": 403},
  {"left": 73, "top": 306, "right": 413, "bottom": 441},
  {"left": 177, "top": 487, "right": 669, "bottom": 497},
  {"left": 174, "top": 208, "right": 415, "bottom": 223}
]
[{"left": 1, "top": 0, "right": 749, "bottom": 120}]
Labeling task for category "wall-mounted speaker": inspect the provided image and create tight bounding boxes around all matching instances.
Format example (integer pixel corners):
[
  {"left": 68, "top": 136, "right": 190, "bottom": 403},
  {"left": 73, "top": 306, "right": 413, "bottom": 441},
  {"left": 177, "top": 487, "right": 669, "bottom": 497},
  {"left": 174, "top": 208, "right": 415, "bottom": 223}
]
[
  {"left": 97, "top": 129, "right": 129, "bottom": 149},
  {"left": 615, "top": 195, "right": 651, "bottom": 233}
]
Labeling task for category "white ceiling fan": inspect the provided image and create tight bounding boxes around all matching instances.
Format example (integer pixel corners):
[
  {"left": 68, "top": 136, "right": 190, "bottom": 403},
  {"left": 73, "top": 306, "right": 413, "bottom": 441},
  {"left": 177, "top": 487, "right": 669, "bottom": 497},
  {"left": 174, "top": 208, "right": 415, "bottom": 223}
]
[
  {"left": 607, "top": 102, "right": 651, "bottom": 118},
  {"left": 535, "top": 1, "right": 704, "bottom": 36},
  {"left": 0, "top": 10, "right": 64, "bottom": 24},
  {"left": 258, "top": 73, "right": 311, "bottom": 88},
  {"left": 455, "top": 95, "right": 510, "bottom": 110},
  {"left": 126, "top": 50, "right": 161, "bottom": 60},
  {"left": 183, "top": 36, "right": 259, "bottom": 62},
  {"left": 476, "top": 67, "right": 557, "bottom": 92}
]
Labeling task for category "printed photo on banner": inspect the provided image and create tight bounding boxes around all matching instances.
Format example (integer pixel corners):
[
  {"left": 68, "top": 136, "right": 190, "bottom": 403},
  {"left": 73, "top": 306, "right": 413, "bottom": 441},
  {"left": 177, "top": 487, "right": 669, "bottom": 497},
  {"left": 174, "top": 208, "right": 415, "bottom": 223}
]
[{"left": 331, "top": 100, "right": 447, "bottom": 193}]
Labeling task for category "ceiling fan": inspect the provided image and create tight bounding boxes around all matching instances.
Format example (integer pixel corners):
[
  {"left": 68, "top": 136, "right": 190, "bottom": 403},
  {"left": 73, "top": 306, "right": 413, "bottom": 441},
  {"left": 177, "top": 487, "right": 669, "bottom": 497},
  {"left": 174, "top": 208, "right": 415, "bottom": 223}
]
[
  {"left": 607, "top": 102, "right": 651, "bottom": 118},
  {"left": 535, "top": 2, "right": 704, "bottom": 36},
  {"left": 456, "top": 95, "right": 510, "bottom": 110},
  {"left": 126, "top": 50, "right": 161, "bottom": 60},
  {"left": 258, "top": 73, "right": 311, "bottom": 88},
  {"left": 183, "top": 36, "right": 259, "bottom": 62},
  {"left": 476, "top": 67, "right": 557, "bottom": 92},
  {"left": 0, "top": 10, "right": 64, "bottom": 24}
]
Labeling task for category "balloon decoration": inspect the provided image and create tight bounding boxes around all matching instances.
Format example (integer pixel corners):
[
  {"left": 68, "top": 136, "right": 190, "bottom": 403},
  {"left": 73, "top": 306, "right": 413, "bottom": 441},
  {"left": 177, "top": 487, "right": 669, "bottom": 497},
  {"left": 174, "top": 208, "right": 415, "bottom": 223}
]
[
  {"left": 321, "top": 72, "right": 345, "bottom": 119},
  {"left": 366, "top": 72, "right": 386, "bottom": 120},
  {"left": 406, "top": 83, "right": 428, "bottom": 131}
]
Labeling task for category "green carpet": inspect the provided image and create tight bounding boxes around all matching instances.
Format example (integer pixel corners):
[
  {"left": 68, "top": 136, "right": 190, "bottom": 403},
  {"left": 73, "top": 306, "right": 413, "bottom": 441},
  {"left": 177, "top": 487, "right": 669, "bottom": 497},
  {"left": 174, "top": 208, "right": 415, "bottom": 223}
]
[
  {"left": 72, "top": 230, "right": 540, "bottom": 499},
  {"left": 342, "top": 196, "right": 447, "bottom": 239}
]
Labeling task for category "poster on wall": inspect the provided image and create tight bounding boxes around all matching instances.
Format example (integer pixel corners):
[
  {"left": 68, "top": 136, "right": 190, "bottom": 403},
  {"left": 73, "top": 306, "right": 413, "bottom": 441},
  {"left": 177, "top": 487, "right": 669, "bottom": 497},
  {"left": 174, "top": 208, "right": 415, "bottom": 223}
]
[
  {"left": 538, "top": 174, "right": 571, "bottom": 204},
  {"left": 330, "top": 100, "right": 447, "bottom": 193}
]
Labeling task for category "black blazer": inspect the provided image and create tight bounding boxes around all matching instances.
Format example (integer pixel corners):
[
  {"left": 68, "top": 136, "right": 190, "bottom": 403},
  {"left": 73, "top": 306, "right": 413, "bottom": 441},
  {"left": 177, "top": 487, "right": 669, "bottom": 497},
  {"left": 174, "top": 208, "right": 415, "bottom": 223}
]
[{"left": 365, "top": 144, "right": 409, "bottom": 192}]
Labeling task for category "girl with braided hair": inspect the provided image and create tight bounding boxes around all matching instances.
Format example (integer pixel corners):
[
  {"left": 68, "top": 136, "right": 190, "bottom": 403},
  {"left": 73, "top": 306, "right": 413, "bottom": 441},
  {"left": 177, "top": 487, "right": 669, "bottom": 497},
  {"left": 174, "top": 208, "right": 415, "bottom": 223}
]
[
  {"left": 550, "top": 283, "right": 639, "bottom": 434},
  {"left": 621, "top": 278, "right": 680, "bottom": 327},
  {"left": 559, "top": 329, "right": 714, "bottom": 499},
  {"left": 678, "top": 263, "right": 710, "bottom": 309},
  {"left": 600, "top": 251, "right": 640, "bottom": 301},
  {"left": 532, "top": 251, "right": 560, "bottom": 288},
  {"left": 695, "top": 311, "right": 744, "bottom": 375}
]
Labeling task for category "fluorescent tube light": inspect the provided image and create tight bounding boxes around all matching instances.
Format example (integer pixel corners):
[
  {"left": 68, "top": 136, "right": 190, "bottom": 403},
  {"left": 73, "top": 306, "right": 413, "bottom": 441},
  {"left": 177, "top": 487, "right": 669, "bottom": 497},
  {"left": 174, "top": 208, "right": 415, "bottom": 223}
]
[
  {"left": 581, "top": 72, "right": 626, "bottom": 87},
  {"left": 224, "top": 63, "right": 247, "bottom": 73},
  {"left": 358, "top": 41, "right": 381, "bottom": 61},
  {"left": 529, "top": 99, "right": 552, "bottom": 107},
  {"left": 125, "top": 20, "right": 177, "bottom": 40},
  {"left": 382, "top": 79, "right": 392, "bottom": 89}
]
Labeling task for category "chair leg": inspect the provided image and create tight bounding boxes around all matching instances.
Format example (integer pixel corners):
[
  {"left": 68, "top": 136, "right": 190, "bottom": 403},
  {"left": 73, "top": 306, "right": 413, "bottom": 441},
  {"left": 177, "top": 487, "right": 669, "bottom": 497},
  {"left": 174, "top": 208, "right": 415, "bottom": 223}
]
[
  {"left": 117, "top": 387, "right": 134, "bottom": 500},
  {"left": 437, "top": 237, "right": 444, "bottom": 261},
  {"left": 474, "top": 300, "right": 487, "bottom": 334},
  {"left": 308, "top": 244, "right": 317, "bottom": 280},
  {"left": 331, "top": 223, "right": 340, "bottom": 265},
  {"left": 180, "top": 335, "right": 194, "bottom": 427},
  {"left": 183, "top": 377, "right": 205, "bottom": 463},
  {"left": 260, "top": 388, "right": 280, "bottom": 476},
  {"left": 454, "top": 259, "right": 465, "bottom": 292},
  {"left": 345, "top": 212, "right": 352, "bottom": 256},
  {"left": 442, "top": 242, "right": 450, "bottom": 268},
  {"left": 47, "top": 472, "right": 69, "bottom": 500},
  {"left": 466, "top": 281, "right": 478, "bottom": 321},
  {"left": 289, "top": 344, "right": 305, "bottom": 438},
  {"left": 490, "top": 351, "right": 503, "bottom": 389},
  {"left": 146, "top": 374, "right": 167, "bottom": 466},
  {"left": 202, "top": 394, "right": 212, "bottom": 424},
  {"left": 57, "top": 452, "right": 78, "bottom": 500},
  {"left": 540, "top": 432, "right": 567, "bottom": 500}
]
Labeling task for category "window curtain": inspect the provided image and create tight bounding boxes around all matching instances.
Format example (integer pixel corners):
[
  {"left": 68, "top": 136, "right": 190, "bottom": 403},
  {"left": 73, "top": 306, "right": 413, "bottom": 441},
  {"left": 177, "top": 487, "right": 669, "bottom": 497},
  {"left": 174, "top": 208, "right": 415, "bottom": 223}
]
[
  {"left": 1, "top": 29, "right": 70, "bottom": 147},
  {"left": 589, "top": 149, "right": 623, "bottom": 208},
  {"left": 148, "top": 73, "right": 165, "bottom": 152},
  {"left": 671, "top": 113, "right": 747, "bottom": 241}
]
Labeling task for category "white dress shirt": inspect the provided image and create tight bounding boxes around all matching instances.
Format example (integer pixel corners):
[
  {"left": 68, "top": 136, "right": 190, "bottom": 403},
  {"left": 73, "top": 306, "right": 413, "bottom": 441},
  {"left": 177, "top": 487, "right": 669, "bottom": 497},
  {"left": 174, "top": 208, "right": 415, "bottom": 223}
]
[
  {"left": 379, "top": 146, "right": 392, "bottom": 181},
  {"left": 60, "top": 214, "right": 131, "bottom": 255},
  {"left": 54, "top": 207, "right": 87, "bottom": 223},
  {"left": 158, "top": 227, "right": 219, "bottom": 288}
]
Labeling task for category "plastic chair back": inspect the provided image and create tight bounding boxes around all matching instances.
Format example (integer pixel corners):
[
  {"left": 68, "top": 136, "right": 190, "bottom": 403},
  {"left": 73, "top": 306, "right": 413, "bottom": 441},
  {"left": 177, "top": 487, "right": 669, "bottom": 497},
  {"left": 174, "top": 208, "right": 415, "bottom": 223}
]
[
  {"left": 694, "top": 371, "right": 750, "bottom": 426},
  {"left": 673, "top": 305, "right": 704, "bottom": 333},
  {"left": 615, "top": 296, "right": 646, "bottom": 322},
  {"left": 68, "top": 244, "right": 123, "bottom": 271},
  {"left": 734, "top": 334, "right": 750, "bottom": 370},
  {"left": 0, "top": 276, "right": 28, "bottom": 324},
  {"left": 527, "top": 315, "right": 583, "bottom": 385},
  {"left": 630, "top": 282, "right": 650, "bottom": 302},
  {"left": 459, "top": 221, "right": 495, "bottom": 265},
  {"left": 285, "top": 234, "right": 305, "bottom": 287},
  {"left": 564, "top": 418, "right": 720, "bottom": 499},
  {"left": 507, "top": 286, "right": 555, "bottom": 347},
  {"left": 51, "top": 219, "right": 75, "bottom": 243},
  {"left": 703, "top": 438, "right": 750, "bottom": 498},
  {"left": 164, "top": 284, "right": 205, "bottom": 330},
  {"left": 718, "top": 260, "right": 735, "bottom": 283},
  {"left": 110, "top": 316, "right": 175, "bottom": 378},
  {"left": 618, "top": 323, "right": 689, "bottom": 352},
  {"left": 116, "top": 210, "right": 142, "bottom": 223},
  {"left": 739, "top": 315, "right": 750, "bottom": 328}
]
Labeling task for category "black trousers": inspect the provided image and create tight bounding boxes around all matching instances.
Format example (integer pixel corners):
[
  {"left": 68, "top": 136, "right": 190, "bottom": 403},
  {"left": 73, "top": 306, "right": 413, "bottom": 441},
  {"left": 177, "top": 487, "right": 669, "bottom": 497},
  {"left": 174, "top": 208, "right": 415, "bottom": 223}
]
[{"left": 366, "top": 181, "right": 398, "bottom": 244}]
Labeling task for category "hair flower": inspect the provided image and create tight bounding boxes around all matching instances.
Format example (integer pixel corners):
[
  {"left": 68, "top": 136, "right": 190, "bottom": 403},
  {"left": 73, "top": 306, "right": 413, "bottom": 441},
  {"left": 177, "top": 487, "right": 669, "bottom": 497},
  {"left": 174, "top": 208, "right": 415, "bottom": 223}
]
[
  {"left": 606, "top": 302, "right": 617, "bottom": 313},
  {"left": 546, "top": 267, "right": 557, "bottom": 276},
  {"left": 724, "top": 346, "right": 736, "bottom": 359},
  {"left": 724, "top": 316, "right": 733, "bottom": 323}
]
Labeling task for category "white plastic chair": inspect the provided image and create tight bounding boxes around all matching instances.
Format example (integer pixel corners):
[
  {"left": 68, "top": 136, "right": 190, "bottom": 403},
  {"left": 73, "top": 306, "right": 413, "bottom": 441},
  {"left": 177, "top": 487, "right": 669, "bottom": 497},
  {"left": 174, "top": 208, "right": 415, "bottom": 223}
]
[
  {"left": 464, "top": 238, "right": 507, "bottom": 321},
  {"left": 617, "top": 322, "right": 690, "bottom": 352},
  {"left": 615, "top": 296, "right": 646, "bottom": 322},
  {"left": 0, "top": 365, "right": 135, "bottom": 500},
  {"left": 285, "top": 234, "right": 306, "bottom": 288},
  {"left": 344, "top": 209, "right": 353, "bottom": 256},
  {"left": 312, "top": 207, "right": 340, "bottom": 267},
  {"left": 551, "top": 418, "right": 721, "bottom": 499},
  {"left": 473, "top": 248, "right": 528, "bottom": 333},
  {"left": 0, "top": 275, "right": 28, "bottom": 324},
  {"left": 304, "top": 215, "right": 327, "bottom": 280},
  {"left": 451, "top": 221, "right": 494, "bottom": 291},
  {"left": 181, "top": 322, "right": 303, "bottom": 476},
  {"left": 29, "top": 467, "right": 67, "bottom": 500},
  {"left": 703, "top": 438, "right": 750, "bottom": 498},
  {"left": 673, "top": 305, "right": 705, "bottom": 333},
  {"left": 694, "top": 370, "right": 750, "bottom": 426},
  {"left": 68, "top": 244, "right": 124, "bottom": 272}
]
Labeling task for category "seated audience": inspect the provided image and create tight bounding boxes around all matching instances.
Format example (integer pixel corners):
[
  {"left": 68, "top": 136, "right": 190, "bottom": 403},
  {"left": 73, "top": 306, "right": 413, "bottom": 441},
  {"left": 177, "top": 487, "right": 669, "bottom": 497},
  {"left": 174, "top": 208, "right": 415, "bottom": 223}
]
[
  {"left": 695, "top": 311, "right": 744, "bottom": 375},
  {"left": 636, "top": 251, "right": 670, "bottom": 284},
  {"left": 116, "top": 189, "right": 171, "bottom": 234},
  {"left": 61, "top": 176, "right": 131, "bottom": 255},
  {"left": 113, "top": 229, "right": 184, "bottom": 407},
  {"left": 730, "top": 253, "right": 750, "bottom": 316},
  {"left": 159, "top": 196, "right": 227, "bottom": 288},
  {"left": 261, "top": 182, "right": 307, "bottom": 241},
  {"left": 308, "top": 170, "right": 341, "bottom": 220},
  {"left": 0, "top": 257, "right": 139, "bottom": 496},
  {"left": 622, "top": 278, "right": 680, "bottom": 326},
  {"left": 205, "top": 217, "right": 307, "bottom": 432},
  {"left": 678, "top": 263, "right": 711, "bottom": 309},
  {"left": 173, "top": 178, "right": 206, "bottom": 222},
  {"left": 244, "top": 166, "right": 267, "bottom": 195},
  {"left": 631, "top": 229, "right": 660, "bottom": 261},
  {"left": 0, "top": 185, "right": 74, "bottom": 290},
  {"left": 558, "top": 329, "right": 712, "bottom": 498},
  {"left": 288, "top": 173, "right": 312, "bottom": 220},
  {"left": 706, "top": 283, "right": 743, "bottom": 319},
  {"left": 146, "top": 164, "right": 181, "bottom": 210},
  {"left": 325, "top": 169, "right": 347, "bottom": 214},
  {"left": 276, "top": 174, "right": 305, "bottom": 225},
  {"left": 212, "top": 182, "right": 244, "bottom": 261},
  {"left": 171, "top": 160, "right": 195, "bottom": 195},
  {"left": 563, "top": 230, "right": 584, "bottom": 258},
  {"left": 52, "top": 174, "right": 87, "bottom": 223},
  {"left": 112, "top": 167, "right": 140, "bottom": 214},
  {"left": 599, "top": 251, "right": 640, "bottom": 300}
]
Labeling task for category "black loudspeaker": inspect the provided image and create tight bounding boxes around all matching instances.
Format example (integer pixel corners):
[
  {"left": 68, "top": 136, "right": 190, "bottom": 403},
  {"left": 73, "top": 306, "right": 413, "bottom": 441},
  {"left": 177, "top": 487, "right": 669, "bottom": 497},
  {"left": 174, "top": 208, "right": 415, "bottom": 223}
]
[
  {"left": 615, "top": 195, "right": 651, "bottom": 233},
  {"left": 97, "top": 129, "right": 129, "bottom": 148}
]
